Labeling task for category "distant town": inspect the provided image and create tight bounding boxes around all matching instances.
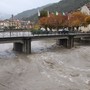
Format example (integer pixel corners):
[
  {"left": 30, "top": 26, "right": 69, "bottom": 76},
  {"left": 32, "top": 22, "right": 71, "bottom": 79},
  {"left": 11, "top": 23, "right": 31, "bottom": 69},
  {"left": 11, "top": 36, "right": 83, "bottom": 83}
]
[{"left": 0, "top": 15, "right": 34, "bottom": 30}]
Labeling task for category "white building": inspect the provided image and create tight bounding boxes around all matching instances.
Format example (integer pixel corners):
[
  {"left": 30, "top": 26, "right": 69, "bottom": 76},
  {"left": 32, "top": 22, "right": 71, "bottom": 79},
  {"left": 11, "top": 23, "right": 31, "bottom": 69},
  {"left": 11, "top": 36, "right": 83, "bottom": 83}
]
[
  {"left": 81, "top": 3, "right": 90, "bottom": 15},
  {"left": 0, "top": 20, "right": 9, "bottom": 29},
  {"left": 80, "top": 3, "right": 90, "bottom": 32}
]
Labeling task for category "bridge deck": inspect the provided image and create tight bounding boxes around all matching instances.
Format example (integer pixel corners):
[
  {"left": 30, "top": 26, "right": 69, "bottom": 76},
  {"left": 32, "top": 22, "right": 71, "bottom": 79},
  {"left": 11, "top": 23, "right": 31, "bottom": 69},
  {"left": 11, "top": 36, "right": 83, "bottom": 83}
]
[{"left": 0, "top": 31, "right": 90, "bottom": 40}]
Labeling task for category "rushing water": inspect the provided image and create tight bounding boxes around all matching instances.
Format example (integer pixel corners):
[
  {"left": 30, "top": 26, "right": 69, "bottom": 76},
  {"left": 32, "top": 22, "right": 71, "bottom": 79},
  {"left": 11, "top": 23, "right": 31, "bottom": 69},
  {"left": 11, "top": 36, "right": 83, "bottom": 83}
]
[{"left": 0, "top": 40, "right": 90, "bottom": 90}]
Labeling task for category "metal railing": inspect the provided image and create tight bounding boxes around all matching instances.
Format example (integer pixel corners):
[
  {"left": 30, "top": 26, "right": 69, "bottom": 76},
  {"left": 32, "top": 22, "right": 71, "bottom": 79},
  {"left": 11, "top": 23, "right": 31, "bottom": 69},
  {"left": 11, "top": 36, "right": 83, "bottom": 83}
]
[
  {"left": 0, "top": 30, "right": 89, "bottom": 38},
  {"left": 0, "top": 31, "right": 32, "bottom": 38}
]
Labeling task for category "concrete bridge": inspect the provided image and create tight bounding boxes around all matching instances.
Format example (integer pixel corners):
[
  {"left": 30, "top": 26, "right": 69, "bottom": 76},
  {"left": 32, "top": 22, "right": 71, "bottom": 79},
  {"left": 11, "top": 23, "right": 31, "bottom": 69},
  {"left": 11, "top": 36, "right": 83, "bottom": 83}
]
[{"left": 0, "top": 31, "right": 90, "bottom": 54}]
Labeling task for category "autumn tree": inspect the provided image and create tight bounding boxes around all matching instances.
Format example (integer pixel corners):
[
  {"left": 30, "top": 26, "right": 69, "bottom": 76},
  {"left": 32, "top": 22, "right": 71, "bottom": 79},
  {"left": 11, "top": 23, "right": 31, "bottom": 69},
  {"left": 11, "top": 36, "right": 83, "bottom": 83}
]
[
  {"left": 54, "top": 13, "right": 64, "bottom": 30},
  {"left": 68, "top": 11, "right": 87, "bottom": 31},
  {"left": 46, "top": 14, "right": 55, "bottom": 31},
  {"left": 33, "top": 24, "right": 40, "bottom": 30},
  {"left": 62, "top": 15, "right": 68, "bottom": 29},
  {"left": 39, "top": 13, "right": 68, "bottom": 31},
  {"left": 39, "top": 11, "right": 88, "bottom": 32},
  {"left": 85, "top": 16, "right": 90, "bottom": 26},
  {"left": 38, "top": 10, "right": 49, "bottom": 30},
  {"left": 39, "top": 17, "right": 48, "bottom": 30}
]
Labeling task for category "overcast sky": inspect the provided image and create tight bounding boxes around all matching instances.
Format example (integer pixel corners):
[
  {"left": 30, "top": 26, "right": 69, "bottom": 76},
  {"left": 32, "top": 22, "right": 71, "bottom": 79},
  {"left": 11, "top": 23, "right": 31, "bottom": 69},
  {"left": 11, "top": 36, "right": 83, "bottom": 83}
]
[{"left": 0, "top": 0, "right": 60, "bottom": 15}]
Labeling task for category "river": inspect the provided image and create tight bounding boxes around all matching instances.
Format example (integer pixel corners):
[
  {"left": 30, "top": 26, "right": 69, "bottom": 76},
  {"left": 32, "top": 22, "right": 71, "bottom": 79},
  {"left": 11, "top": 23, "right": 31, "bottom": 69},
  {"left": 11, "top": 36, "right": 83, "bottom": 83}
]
[{"left": 0, "top": 40, "right": 90, "bottom": 90}]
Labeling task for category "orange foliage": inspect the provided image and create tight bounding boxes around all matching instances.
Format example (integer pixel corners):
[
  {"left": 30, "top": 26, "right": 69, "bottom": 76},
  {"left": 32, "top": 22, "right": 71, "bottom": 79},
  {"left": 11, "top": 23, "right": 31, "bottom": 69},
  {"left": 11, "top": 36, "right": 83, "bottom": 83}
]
[
  {"left": 39, "top": 17, "right": 48, "bottom": 26},
  {"left": 62, "top": 15, "right": 68, "bottom": 27},
  {"left": 68, "top": 11, "right": 87, "bottom": 28},
  {"left": 39, "top": 11, "right": 88, "bottom": 30},
  {"left": 47, "top": 14, "right": 56, "bottom": 29},
  {"left": 55, "top": 14, "right": 63, "bottom": 28},
  {"left": 85, "top": 16, "right": 90, "bottom": 25},
  {"left": 39, "top": 13, "right": 64, "bottom": 30}
]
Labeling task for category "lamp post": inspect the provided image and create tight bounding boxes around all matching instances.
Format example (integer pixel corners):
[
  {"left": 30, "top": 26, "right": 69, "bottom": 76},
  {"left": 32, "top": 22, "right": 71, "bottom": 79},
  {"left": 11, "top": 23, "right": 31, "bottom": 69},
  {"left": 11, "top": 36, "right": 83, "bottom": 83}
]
[
  {"left": 10, "top": 14, "right": 14, "bottom": 37},
  {"left": 11, "top": 14, "right": 14, "bottom": 28}
]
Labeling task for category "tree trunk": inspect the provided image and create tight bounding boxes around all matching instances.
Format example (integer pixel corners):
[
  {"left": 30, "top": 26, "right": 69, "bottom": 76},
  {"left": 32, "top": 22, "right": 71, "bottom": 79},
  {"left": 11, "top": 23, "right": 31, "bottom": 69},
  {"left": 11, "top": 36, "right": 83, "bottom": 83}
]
[{"left": 76, "top": 26, "right": 79, "bottom": 31}]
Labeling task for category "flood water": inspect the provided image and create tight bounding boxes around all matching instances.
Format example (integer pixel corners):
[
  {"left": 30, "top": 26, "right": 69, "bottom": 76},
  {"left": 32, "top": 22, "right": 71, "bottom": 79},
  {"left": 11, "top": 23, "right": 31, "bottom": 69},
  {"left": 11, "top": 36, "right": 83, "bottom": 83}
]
[{"left": 0, "top": 40, "right": 90, "bottom": 90}]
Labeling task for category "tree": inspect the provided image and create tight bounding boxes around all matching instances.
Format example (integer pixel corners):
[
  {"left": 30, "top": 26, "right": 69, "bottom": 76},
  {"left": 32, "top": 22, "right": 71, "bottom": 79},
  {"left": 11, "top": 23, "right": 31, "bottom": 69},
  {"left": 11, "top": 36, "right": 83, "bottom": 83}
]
[
  {"left": 39, "top": 11, "right": 48, "bottom": 18},
  {"left": 46, "top": 13, "right": 64, "bottom": 31},
  {"left": 68, "top": 11, "right": 87, "bottom": 31},
  {"left": 39, "top": 17, "right": 48, "bottom": 30},
  {"left": 39, "top": 11, "right": 88, "bottom": 32},
  {"left": 55, "top": 14, "right": 64, "bottom": 30},
  {"left": 62, "top": 15, "right": 68, "bottom": 29},
  {"left": 47, "top": 13, "right": 56, "bottom": 30},
  {"left": 33, "top": 24, "right": 40, "bottom": 30},
  {"left": 85, "top": 16, "right": 90, "bottom": 25}
]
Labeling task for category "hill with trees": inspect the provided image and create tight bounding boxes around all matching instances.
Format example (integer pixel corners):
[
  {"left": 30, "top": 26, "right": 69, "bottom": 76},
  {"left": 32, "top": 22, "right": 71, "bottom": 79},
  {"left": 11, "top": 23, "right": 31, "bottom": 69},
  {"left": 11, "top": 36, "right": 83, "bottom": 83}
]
[
  {"left": 14, "top": 4, "right": 52, "bottom": 20},
  {"left": 15, "top": 0, "right": 90, "bottom": 21}
]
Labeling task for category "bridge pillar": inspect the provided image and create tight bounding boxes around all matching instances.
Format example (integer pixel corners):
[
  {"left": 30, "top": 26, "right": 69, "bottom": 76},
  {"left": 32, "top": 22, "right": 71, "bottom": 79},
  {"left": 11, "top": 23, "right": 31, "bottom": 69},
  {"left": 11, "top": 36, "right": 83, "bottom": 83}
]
[
  {"left": 57, "top": 36, "right": 74, "bottom": 48},
  {"left": 57, "top": 39, "right": 68, "bottom": 47},
  {"left": 13, "top": 43, "right": 23, "bottom": 52},
  {"left": 67, "top": 36, "right": 74, "bottom": 48},
  {"left": 13, "top": 39, "right": 31, "bottom": 54},
  {"left": 22, "top": 39, "right": 31, "bottom": 54}
]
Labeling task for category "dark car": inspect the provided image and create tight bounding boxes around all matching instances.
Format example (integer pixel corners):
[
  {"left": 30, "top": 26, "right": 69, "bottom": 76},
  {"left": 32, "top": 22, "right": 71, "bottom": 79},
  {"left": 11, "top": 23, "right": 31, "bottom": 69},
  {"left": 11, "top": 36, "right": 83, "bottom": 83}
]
[{"left": 58, "top": 29, "right": 69, "bottom": 34}]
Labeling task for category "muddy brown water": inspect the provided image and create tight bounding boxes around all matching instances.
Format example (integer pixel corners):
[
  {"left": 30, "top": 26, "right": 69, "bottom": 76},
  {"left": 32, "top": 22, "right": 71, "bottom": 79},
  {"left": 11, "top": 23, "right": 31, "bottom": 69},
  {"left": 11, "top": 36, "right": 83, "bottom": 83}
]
[{"left": 0, "top": 40, "right": 90, "bottom": 90}]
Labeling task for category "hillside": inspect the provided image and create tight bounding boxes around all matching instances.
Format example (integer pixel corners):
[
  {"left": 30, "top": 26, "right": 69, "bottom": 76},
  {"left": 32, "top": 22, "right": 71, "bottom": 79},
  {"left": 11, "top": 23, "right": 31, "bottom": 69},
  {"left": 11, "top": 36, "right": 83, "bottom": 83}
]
[
  {"left": 23, "top": 0, "right": 90, "bottom": 22},
  {"left": 44, "top": 0, "right": 90, "bottom": 12},
  {"left": 14, "top": 4, "right": 52, "bottom": 20}
]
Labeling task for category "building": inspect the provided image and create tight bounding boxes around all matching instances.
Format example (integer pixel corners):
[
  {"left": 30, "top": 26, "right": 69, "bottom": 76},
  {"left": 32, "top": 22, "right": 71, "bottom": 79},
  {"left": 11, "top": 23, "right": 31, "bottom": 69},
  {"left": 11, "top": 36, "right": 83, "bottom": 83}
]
[
  {"left": 80, "top": 3, "right": 90, "bottom": 32},
  {"left": 0, "top": 19, "right": 34, "bottom": 30},
  {"left": 81, "top": 3, "right": 90, "bottom": 15},
  {"left": 0, "top": 20, "right": 9, "bottom": 29}
]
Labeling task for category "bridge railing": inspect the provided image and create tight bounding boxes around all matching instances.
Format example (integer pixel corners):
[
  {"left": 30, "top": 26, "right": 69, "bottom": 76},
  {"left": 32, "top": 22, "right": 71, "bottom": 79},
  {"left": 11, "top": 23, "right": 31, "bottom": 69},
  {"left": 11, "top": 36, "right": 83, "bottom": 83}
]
[
  {"left": 0, "top": 30, "right": 87, "bottom": 38},
  {"left": 0, "top": 30, "right": 63, "bottom": 38},
  {"left": 0, "top": 31, "right": 31, "bottom": 38}
]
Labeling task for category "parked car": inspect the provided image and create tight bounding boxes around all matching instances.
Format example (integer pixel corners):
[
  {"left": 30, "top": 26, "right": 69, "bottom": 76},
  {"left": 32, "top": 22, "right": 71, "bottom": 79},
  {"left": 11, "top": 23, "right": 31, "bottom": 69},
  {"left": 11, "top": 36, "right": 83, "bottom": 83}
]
[{"left": 58, "top": 29, "right": 69, "bottom": 34}]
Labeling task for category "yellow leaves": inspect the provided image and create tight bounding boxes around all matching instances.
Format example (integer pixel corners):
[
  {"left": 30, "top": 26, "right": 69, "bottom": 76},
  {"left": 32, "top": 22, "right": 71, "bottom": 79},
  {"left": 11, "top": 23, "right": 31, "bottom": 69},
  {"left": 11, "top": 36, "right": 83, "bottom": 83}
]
[
  {"left": 72, "top": 19, "right": 81, "bottom": 27},
  {"left": 85, "top": 16, "right": 90, "bottom": 24},
  {"left": 68, "top": 11, "right": 87, "bottom": 27},
  {"left": 34, "top": 24, "right": 40, "bottom": 30}
]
